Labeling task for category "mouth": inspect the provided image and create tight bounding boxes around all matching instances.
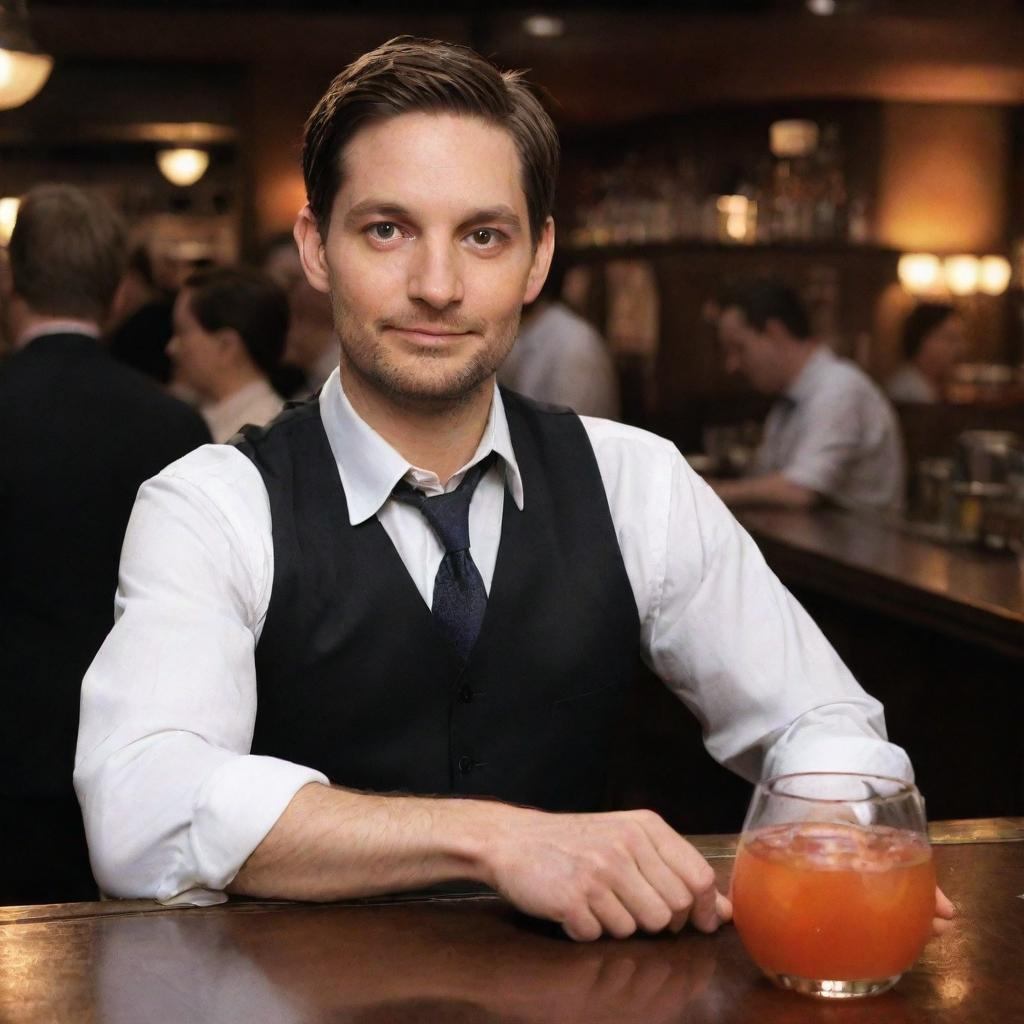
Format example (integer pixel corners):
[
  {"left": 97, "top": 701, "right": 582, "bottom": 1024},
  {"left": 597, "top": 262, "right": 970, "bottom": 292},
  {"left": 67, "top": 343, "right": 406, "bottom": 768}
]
[{"left": 384, "top": 325, "right": 475, "bottom": 347}]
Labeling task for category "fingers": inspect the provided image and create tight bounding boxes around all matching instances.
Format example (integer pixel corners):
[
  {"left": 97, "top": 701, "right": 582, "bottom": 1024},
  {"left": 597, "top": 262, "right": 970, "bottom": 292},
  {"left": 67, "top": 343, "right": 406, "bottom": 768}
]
[
  {"left": 935, "top": 886, "right": 955, "bottom": 919},
  {"left": 932, "top": 885, "right": 955, "bottom": 936},
  {"left": 639, "top": 813, "right": 723, "bottom": 933}
]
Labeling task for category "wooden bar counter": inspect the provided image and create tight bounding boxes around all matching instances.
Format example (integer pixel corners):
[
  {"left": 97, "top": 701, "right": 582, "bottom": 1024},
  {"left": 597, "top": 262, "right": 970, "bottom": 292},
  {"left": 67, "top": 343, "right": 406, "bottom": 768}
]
[
  {"left": 737, "top": 508, "right": 1024, "bottom": 660},
  {"left": 1, "top": 819, "right": 1020, "bottom": 1024},
  {"left": 735, "top": 508, "right": 1024, "bottom": 820}
]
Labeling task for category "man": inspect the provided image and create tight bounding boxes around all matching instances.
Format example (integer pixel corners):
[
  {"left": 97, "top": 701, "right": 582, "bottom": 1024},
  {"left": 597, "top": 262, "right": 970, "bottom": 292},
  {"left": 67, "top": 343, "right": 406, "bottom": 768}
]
[
  {"left": 498, "top": 255, "right": 620, "bottom": 418},
  {"left": 76, "top": 40, "right": 951, "bottom": 939},
  {"left": 711, "top": 279, "right": 906, "bottom": 511},
  {"left": 0, "top": 184, "right": 210, "bottom": 905},
  {"left": 886, "top": 302, "right": 966, "bottom": 404},
  {"left": 166, "top": 266, "right": 287, "bottom": 443}
]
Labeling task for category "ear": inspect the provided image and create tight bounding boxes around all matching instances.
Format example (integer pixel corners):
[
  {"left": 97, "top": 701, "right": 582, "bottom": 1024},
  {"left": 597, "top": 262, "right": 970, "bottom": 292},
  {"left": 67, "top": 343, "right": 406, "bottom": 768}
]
[
  {"left": 294, "top": 204, "right": 331, "bottom": 295},
  {"left": 523, "top": 217, "right": 555, "bottom": 305},
  {"left": 214, "top": 326, "right": 247, "bottom": 365}
]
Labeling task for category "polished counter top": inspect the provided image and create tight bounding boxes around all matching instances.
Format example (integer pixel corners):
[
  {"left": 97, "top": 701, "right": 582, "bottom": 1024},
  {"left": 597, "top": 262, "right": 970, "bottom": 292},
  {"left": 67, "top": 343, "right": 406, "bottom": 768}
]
[
  {"left": 737, "top": 508, "right": 1024, "bottom": 658},
  {"left": 1, "top": 819, "right": 1020, "bottom": 1024}
]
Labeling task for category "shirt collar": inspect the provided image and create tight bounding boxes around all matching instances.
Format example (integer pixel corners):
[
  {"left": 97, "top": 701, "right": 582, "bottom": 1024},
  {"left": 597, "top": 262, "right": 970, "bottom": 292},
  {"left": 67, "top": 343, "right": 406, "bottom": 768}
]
[
  {"left": 318, "top": 367, "right": 525, "bottom": 526},
  {"left": 15, "top": 319, "right": 100, "bottom": 351},
  {"left": 785, "top": 343, "right": 835, "bottom": 405}
]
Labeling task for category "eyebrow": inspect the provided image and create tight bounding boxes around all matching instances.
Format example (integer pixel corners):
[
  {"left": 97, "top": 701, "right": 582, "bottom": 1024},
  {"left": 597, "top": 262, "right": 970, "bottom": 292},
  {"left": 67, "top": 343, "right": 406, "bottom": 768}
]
[{"left": 343, "top": 199, "right": 523, "bottom": 233}]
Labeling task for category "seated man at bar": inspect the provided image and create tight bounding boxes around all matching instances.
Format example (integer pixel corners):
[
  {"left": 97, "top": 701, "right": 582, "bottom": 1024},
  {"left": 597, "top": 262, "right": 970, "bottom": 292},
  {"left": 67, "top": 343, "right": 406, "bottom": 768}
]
[
  {"left": 76, "top": 38, "right": 951, "bottom": 940},
  {"left": 710, "top": 279, "right": 906, "bottom": 512},
  {"left": 885, "top": 301, "right": 966, "bottom": 405}
]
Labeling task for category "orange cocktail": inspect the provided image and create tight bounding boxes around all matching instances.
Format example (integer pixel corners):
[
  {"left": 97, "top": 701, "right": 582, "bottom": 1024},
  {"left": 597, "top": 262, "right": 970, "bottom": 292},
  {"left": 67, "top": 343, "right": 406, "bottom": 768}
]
[{"left": 733, "top": 821, "right": 935, "bottom": 988}]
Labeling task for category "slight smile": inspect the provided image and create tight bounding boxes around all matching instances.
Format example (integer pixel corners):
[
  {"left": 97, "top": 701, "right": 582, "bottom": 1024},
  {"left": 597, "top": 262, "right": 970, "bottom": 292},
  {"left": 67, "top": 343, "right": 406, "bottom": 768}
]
[{"left": 385, "top": 326, "right": 474, "bottom": 346}]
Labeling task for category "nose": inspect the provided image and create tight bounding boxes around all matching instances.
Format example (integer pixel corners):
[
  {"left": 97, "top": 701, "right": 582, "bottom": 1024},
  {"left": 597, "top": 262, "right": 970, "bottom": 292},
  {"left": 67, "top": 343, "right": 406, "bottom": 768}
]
[
  {"left": 406, "top": 235, "right": 463, "bottom": 310},
  {"left": 166, "top": 335, "right": 180, "bottom": 358}
]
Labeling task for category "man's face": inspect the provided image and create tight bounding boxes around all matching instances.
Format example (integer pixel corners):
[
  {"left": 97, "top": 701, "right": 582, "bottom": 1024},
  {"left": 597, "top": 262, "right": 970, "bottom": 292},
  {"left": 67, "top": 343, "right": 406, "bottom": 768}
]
[
  {"left": 717, "top": 306, "right": 786, "bottom": 395},
  {"left": 296, "top": 111, "right": 552, "bottom": 407},
  {"left": 166, "top": 289, "right": 222, "bottom": 399}
]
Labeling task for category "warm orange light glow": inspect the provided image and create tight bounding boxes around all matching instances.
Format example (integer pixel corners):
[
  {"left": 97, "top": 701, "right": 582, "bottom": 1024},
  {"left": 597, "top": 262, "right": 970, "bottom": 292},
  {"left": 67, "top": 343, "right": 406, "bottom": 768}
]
[
  {"left": 0, "top": 48, "right": 52, "bottom": 110},
  {"left": 943, "top": 255, "right": 980, "bottom": 296},
  {"left": 897, "top": 253, "right": 942, "bottom": 295},
  {"left": 156, "top": 148, "right": 210, "bottom": 187},
  {"left": 977, "top": 255, "right": 1011, "bottom": 296},
  {"left": 0, "top": 196, "right": 20, "bottom": 245}
]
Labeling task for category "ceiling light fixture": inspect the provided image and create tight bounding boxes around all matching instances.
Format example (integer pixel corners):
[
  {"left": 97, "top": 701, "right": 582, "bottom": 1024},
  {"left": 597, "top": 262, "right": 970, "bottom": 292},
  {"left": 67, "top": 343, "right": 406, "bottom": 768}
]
[
  {"left": 0, "top": 1, "right": 52, "bottom": 110},
  {"left": 522, "top": 14, "right": 565, "bottom": 38},
  {"left": 807, "top": 0, "right": 837, "bottom": 15},
  {"left": 156, "top": 147, "right": 210, "bottom": 188}
]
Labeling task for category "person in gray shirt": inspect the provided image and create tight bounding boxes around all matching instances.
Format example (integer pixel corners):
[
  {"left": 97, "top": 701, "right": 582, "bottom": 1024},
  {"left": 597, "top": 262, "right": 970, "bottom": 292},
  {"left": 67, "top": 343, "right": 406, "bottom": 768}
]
[{"left": 710, "top": 278, "right": 905, "bottom": 512}]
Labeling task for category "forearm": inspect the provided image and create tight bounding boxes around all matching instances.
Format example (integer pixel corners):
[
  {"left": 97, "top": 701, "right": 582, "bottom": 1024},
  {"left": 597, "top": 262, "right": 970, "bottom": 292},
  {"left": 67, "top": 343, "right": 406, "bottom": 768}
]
[
  {"left": 709, "top": 473, "right": 818, "bottom": 509},
  {"left": 228, "top": 783, "right": 729, "bottom": 942},
  {"left": 227, "top": 781, "right": 515, "bottom": 900}
]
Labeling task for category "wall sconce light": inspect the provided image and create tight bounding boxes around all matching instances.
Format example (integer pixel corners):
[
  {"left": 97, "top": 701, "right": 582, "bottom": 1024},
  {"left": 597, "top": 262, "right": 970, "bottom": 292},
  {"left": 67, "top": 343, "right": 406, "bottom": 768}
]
[
  {"left": 0, "top": 195, "right": 19, "bottom": 244},
  {"left": 156, "top": 147, "right": 210, "bottom": 187},
  {"left": 0, "top": 1, "right": 52, "bottom": 110},
  {"left": 943, "top": 255, "right": 980, "bottom": 297},
  {"left": 977, "top": 255, "right": 1011, "bottom": 296},
  {"left": 897, "top": 253, "right": 942, "bottom": 295},
  {"left": 899, "top": 252, "right": 1012, "bottom": 297}
]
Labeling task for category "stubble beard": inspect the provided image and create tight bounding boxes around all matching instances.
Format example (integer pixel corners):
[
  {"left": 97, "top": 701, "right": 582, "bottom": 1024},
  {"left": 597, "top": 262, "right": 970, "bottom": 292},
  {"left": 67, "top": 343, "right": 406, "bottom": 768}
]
[{"left": 332, "top": 298, "right": 521, "bottom": 413}]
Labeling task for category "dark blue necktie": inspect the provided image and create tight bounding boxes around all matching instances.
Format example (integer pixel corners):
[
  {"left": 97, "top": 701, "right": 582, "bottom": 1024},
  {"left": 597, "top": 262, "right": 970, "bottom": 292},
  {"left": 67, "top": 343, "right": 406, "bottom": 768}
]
[{"left": 392, "top": 453, "right": 496, "bottom": 662}]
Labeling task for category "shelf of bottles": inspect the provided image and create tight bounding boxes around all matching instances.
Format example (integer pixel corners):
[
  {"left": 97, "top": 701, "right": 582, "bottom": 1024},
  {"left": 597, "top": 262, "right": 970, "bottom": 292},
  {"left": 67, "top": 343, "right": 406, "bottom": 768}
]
[{"left": 566, "top": 119, "right": 876, "bottom": 254}]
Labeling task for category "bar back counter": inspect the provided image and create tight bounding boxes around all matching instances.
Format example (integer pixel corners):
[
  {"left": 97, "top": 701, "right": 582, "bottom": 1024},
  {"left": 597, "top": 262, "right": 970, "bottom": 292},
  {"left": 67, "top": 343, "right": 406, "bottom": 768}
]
[{"left": 739, "top": 508, "right": 1024, "bottom": 821}]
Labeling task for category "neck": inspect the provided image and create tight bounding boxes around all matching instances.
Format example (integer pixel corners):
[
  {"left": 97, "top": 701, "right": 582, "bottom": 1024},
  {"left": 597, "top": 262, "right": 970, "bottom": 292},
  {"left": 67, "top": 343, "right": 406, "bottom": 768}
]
[
  {"left": 206, "top": 362, "right": 266, "bottom": 403},
  {"left": 341, "top": 361, "right": 494, "bottom": 485},
  {"left": 779, "top": 340, "right": 820, "bottom": 392},
  {"left": 9, "top": 302, "right": 100, "bottom": 348}
]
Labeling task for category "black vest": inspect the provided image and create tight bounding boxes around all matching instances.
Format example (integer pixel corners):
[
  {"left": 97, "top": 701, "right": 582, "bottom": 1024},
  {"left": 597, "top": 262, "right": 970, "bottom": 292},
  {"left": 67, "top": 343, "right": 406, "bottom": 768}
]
[{"left": 233, "top": 390, "right": 640, "bottom": 812}]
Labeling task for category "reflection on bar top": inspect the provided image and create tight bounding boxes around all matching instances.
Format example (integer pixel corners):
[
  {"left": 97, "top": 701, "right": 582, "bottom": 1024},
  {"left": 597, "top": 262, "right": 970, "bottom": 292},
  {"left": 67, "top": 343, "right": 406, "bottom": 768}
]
[{"left": 1, "top": 818, "right": 1020, "bottom": 926}]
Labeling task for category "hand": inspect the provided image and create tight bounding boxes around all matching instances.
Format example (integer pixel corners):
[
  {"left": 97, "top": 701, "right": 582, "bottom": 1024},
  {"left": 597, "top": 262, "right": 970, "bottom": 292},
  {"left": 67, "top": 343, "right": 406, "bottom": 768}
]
[
  {"left": 482, "top": 808, "right": 732, "bottom": 942},
  {"left": 933, "top": 886, "right": 955, "bottom": 936}
]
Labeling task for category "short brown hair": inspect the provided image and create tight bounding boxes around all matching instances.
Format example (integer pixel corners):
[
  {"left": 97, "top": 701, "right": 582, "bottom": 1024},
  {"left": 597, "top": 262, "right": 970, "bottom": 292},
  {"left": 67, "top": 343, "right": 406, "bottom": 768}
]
[
  {"left": 302, "top": 36, "right": 559, "bottom": 243},
  {"left": 183, "top": 266, "right": 288, "bottom": 376},
  {"left": 8, "top": 184, "right": 127, "bottom": 321}
]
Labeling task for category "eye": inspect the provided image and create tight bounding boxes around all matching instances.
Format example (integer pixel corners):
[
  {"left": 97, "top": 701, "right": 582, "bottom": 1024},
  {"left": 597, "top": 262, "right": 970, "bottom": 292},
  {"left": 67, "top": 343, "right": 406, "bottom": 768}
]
[
  {"left": 467, "top": 227, "right": 507, "bottom": 250},
  {"left": 369, "top": 222, "right": 398, "bottom": 241}
]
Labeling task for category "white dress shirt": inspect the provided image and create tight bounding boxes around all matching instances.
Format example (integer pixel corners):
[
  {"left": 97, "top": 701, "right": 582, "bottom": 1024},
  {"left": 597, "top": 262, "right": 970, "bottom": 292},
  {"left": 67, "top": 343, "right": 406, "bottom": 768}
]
[
  {"left": 201, "top": 378, "right": 284, "bottom": 444},
  {"left": 75, "top": 368, "right": 911, "bottom": 905},
  {"left": 753, "top": 346, "right": 906, "bottom": 511},
  {"left": 499, "top": 301, "right": 620, "bottom": 419}
]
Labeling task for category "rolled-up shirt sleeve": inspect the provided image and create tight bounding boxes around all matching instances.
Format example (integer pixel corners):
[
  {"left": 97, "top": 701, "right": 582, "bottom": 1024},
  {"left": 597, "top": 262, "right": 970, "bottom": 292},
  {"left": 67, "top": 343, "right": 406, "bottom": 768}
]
[
  {"left": 74, "top": 446, "right": 327, "bottom": 905},
  {"left": 624, "top": 441, "right": 910, "bottom": 784}
]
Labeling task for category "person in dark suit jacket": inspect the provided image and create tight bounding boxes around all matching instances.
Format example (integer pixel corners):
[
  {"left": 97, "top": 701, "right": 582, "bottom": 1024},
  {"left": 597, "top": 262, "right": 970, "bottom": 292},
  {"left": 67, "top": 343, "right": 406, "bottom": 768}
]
[{"left": 0, "top": 184, "right": 211, "bottom": 906}]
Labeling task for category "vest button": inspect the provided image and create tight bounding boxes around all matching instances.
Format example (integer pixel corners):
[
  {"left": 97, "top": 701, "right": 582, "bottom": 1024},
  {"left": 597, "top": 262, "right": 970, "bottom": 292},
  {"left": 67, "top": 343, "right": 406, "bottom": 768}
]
[
  {"left": 459, "top": 686, "right": 473, "bottom": 703},
  {"left": 458, "top": 755, "right": 474, "bottom": 774}
]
